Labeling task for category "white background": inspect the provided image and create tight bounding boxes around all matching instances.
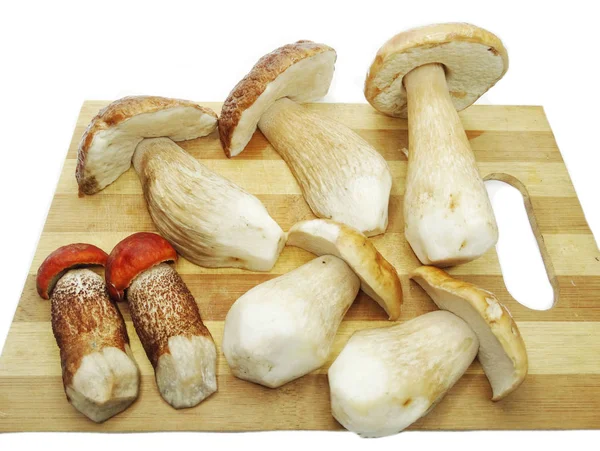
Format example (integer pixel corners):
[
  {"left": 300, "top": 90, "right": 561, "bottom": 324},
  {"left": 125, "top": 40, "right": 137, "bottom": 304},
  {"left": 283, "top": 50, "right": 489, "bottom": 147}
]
[{"left": 1, "top": 0, "right": 598, "bottom": 449}]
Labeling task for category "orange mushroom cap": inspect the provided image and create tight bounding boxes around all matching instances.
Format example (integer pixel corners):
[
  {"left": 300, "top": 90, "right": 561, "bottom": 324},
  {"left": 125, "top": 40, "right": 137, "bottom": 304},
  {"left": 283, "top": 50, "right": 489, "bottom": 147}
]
[{"left": 105, "top": 232, "right": 177, "bottom": 302}]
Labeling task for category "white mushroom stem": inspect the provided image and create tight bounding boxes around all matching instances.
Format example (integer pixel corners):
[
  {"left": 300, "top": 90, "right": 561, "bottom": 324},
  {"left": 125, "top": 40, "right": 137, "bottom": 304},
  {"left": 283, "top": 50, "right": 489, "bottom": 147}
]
[
  {"left": 257, "top": 98, "right": 392, "bottom": 237},
  {"left": 403, "top": 63, "right": 498, "bottom": 266}
]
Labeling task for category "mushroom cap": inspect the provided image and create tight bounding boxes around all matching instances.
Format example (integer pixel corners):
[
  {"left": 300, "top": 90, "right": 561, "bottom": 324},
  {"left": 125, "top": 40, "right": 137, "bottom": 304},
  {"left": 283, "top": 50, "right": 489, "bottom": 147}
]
[
  {"left": 364, "top": 23, "right": 508, "bottom": 118},
  {"left": 410, "top": 266, "right": 528, "bottom": 401},
  {"left": 105, "top": 232, "right": 177, "bottom": 302},
  {"left": 76, "top": 96, "right": 218, "bottom": 195},
  {"left": 219, "top": 40, "right": 336, "bottom": 157},
  {"left": 36, "top": 243, "right": 108, "bottom": 299},
  {"left": 286, "top": 219, "right": 402, "bottom": 320}
]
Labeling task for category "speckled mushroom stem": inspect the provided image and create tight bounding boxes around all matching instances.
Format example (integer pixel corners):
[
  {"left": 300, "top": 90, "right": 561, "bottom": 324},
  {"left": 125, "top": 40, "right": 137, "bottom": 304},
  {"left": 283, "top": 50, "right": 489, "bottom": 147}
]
[{"left": 403, "top": 63, "right": 498, "bottom": 266}]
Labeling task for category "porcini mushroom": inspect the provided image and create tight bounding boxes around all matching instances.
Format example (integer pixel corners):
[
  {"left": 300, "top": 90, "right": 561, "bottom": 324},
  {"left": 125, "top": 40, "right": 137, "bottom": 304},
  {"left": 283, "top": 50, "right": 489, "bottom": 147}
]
[
  {"left": 77, "top": 96, "right": 285, "bottom": 271},
  {"left": 411, "top": 266, "right": 528, "bottom": 400},
  {"left": 365, "top": 23, "right": 508, "bottom": 265},
  {"left": 328, "top": 310, "right": 478, "bottom": 437},
  {"left": 222, "top": 255, "right": 360, "bottom": 388},
  {"left": 286, "top": 219, "right": 403, "bottom": 320},
  {"left": 219, "top": 41, "right": 392, "bottom": 236},
  {"left": 133, "top": 138, "right": 285, "bottom": 271},
  {"left": 36, "top": 243, "right": 139, "bottom": 423},
  {"left": 76, "top": 96, "right": 218, "bottom": 195},
  {"left": 105, "top": 232, "right": 217, "bottom": 409}
]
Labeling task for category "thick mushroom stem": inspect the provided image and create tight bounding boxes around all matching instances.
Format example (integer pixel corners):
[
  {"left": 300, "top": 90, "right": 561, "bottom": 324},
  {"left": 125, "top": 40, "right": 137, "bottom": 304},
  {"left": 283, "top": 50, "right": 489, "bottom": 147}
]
[
  {"left": 403, "top": 63, "right": 498, "bottom": 266},
  {"left": 258, "top": 98, "right": 392, "bottom": 236}
]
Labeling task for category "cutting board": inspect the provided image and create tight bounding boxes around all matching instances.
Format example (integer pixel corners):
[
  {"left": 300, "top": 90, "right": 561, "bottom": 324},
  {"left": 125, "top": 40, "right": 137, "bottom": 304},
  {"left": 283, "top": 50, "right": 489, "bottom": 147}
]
[{"left": 1, "top": 101, "right": 599, "bottom": 432}]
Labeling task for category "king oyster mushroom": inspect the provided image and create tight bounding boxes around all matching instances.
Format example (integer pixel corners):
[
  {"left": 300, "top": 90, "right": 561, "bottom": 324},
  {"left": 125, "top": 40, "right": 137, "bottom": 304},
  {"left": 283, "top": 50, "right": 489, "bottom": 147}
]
[
  {"left": 365, "top": 23, "right": 508, "bottom": 265},
  {"left": 76, "top": 96, "right": 285, "bottom": 271},
  {"left": 36, "top": 243, "right": 140, "bottom": 422},
  {"left": 222, "top": 255, "right": 360, "bottom": 388},
  {"left": 219, "top": 41, "right": 392, "bottom": 236},
  {"left": 411, "top": 266, "right": 528, "bottom": 400},
  {"left": 286, "top": 219, "right": 403, "bottom": 320},
  {"left": 328, "top": 311, "right": 478, "bottom": 437}
]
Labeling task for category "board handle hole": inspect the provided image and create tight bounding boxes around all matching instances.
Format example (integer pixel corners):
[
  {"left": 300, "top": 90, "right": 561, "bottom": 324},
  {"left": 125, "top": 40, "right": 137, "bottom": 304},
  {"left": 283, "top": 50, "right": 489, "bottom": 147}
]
[{"left": 485, "top": 177, "right": 556, "bottom": 310}]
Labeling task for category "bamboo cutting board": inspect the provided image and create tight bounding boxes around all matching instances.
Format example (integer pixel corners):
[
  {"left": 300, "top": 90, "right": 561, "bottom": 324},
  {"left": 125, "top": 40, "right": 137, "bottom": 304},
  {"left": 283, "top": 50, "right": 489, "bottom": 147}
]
[{"left": 1, "top": 101, "right": 599, "bottom": 432}]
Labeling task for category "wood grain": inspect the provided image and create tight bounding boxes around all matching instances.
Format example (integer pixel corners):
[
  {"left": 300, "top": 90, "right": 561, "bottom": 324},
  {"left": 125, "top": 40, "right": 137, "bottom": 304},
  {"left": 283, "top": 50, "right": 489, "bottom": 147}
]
[{"left": 0, "top": 101, "right": 599, "bottom": 432}]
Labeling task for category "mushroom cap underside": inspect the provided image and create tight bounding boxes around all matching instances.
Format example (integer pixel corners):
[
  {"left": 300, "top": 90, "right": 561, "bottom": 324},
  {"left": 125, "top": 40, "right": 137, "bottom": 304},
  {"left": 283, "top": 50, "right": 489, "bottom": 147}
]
[{"left": 365, "top": 23, "right": 508, "bottom": 117}]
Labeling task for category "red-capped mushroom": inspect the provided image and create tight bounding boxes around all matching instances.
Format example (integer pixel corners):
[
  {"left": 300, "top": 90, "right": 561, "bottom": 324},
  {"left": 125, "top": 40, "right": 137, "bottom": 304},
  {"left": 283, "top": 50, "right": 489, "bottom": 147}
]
[
  {"left": 36, "top": 244, "right": 140, "bottom": 423},
  {"left": 106, "top": 232, "right": 217, "bottom": 409}
]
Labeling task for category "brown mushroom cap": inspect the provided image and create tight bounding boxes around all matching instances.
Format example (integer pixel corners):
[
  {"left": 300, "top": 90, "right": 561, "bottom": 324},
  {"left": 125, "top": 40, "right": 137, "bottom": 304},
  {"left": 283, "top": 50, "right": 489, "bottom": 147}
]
[
  {"left": 105, "top": 232, "right": 178, "bottom": 302},
  {"left": 76, "top": 96, "right": 218, "bottom": 195},
  {"left": 36, "top": 243, "right": 108, "bottom": 299},
  {"left": 219, "top": 40, "right": 336, "bottom": 157},
  {"left": 365, "top": 23, "right": 508, "bottom": 118}
]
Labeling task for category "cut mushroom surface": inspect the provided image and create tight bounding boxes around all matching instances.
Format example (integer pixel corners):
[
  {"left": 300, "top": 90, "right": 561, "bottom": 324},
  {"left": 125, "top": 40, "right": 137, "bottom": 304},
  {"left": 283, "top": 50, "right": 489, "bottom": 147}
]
[
  {"left": 106, "top": 233, "right": 217, "bottom": 409},
  {"left": 286, "top": 219, "right": 402, "bottom": 319},
  {"left": 220, "top": 41, "right": 392, "bottom": 236},
  {"left": 133, "top": 137, "right": 285, "bottom": 271},
  {"left": 219, "top": 40, "right": 336, "bottom": 157},
  {"left": 328, "top": 310, "right": 478, "bottom": 437},
  {"left": 37, "top": 244, "right": 139, "bottom": 423},
  {"left": 76, "top": 96, "right": 217, "bottom": 195},
  {"left": 223, "top": 255, "right": 360, "bottom": 388},
  {"left": 411, "top": 266, "right": 528, "bottom": 400},
  {"left": 365, "top": 23, "right": 506, "bottom": 265}
]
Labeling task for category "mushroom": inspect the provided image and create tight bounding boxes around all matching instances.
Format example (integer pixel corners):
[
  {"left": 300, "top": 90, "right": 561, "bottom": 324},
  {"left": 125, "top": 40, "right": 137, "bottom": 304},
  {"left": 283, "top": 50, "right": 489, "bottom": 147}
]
[
  {"left": 286, "top": 219, "right": 403, "bottom": 320},
  {"left": 76, "top": 95, "right": 218, "bottom": 195},
  {"left": 410, "top": 266, "right": 528, "bottom": 400},
  {"left": 364, "top": 23, "right": 508, "bottom": 265},
  {"left": 105, "top": 232, "right": 217, "bottom": 409},
  {"left": 77, "top": 96, "right": 285, "bottom": 271},
  {"left": 219, "top": 41, "right": 392, "bottom": 236},
  {"left": 36, "top": 243, "right": 139, "bottom": 423},
  {"left": 328, "top": 311, "right": 478, "bottom": 437},
  {"left": 133, "top": 138, "right": 285, "bottom": 271},
  {"left": 222, "top": 255, "right": 360, "bottom": 388}
]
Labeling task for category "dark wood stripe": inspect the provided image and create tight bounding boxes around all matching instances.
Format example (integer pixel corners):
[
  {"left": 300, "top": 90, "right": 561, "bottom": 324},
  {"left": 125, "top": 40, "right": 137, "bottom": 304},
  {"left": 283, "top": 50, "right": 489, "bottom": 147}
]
[
  {"left": 43, "top": 194, "right": 589, "bottom": 235},
  {"left": 14, "top": 274, "right": 600, "bottom": 323},
  {"left": 1, "top": 374, "right": 598, "bottom": 432}
]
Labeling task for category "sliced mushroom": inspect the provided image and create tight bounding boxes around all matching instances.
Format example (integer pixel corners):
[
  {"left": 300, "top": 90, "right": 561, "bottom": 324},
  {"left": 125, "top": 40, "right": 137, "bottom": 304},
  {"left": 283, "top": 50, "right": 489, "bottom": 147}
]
[
  {"left": 106, "top": 233, "right": 217, "bottom": 409},
  {"left": 411, "top": 266, "right": 528, "bottom": 400},
  {"left": 365, "top": 23, "right": 507, "bottom": 265},
  {"left": 36, "top": 244, "right": 139, "bottom": 423},
  {"left": 220, "top": 41, "right": 392, "bottom": 236},
  {"left": 76, "top": 96, "right": 217, "bottom": 195},
  {"left": 77, "top": 96, "right": 285, "bottom": 271},
  {"left": 133, "top": 137, "right": 285, "bottom": 271},
  {"left": 328, "top": 311, "right": 478, "bottom": 437},
  {"left": 286, "top": 219, "right": 402, "bottom": 320},
  {"left": 222, "top": 255, "right": 360, "bottom": 388}
]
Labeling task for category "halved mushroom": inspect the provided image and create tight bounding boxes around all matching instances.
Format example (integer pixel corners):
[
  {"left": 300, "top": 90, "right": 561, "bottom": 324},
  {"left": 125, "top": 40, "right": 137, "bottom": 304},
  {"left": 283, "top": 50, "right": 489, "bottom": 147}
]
[
  {"left": 37, "top": 244, "right": 139, "bottom": 423},
  {"left": 106, "top": 232, "right": 217, "bottom": 409},
  {"left": 286, "top": 219, "right": 402, "bottom": 320},
  {"left": 411, "top": 266, "right": 528, "bottom": 400},
  {"left": 222, "top": 255, "right": 360, "bottom": 388},
  {"left": 219, "top": 41, "right": 392, "bottom": 236},
  {"left": 76, "top": 96, "right": 217, "bottom": 195},
  {"left": 328, "top": 311, "right": 478, "bottom": 437},
  {"left": 77, "top": 96, "right": 285, "bottom": 271},
  {"left": 365, "top": 23, "right": 507, "bottom": 265},
  {"left": 133, "top": 138, "right": 285, "bottom": 271}
]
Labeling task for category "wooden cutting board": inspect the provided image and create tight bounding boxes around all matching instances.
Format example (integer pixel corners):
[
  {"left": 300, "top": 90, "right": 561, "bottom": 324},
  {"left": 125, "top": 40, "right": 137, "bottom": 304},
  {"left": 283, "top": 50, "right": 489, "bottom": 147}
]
[{"left": 1, "top": 101, "right": 599, "bottom": 432}]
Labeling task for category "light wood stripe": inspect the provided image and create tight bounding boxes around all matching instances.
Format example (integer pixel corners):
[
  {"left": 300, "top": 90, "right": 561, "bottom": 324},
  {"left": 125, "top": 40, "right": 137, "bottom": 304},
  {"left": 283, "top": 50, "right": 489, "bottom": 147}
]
[
  {"left": 57, "top": 159, "right": 576, "bottom": 198},
  {"left": 1, "top": 374, "right": 598, "bottom": 432},
  {"left": 2, "top": 321, "right": 599, "bottom": 379}
]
